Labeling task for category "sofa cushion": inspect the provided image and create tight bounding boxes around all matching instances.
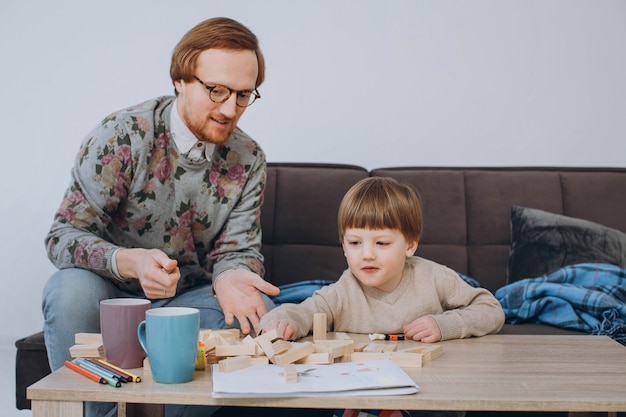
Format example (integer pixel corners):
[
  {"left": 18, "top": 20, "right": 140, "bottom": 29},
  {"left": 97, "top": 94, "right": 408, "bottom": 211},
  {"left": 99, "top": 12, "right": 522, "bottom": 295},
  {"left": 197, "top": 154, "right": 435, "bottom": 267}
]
[{"left": 508, "top": 206, "right": 626, "bottom": 283}]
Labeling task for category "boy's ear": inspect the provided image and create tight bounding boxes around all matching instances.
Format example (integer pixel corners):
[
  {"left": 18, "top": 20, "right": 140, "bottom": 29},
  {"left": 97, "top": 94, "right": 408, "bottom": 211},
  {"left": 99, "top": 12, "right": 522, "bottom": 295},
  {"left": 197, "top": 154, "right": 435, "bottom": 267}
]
[{"left": 406, "top": 240, "right": 419, "bottom": 257}]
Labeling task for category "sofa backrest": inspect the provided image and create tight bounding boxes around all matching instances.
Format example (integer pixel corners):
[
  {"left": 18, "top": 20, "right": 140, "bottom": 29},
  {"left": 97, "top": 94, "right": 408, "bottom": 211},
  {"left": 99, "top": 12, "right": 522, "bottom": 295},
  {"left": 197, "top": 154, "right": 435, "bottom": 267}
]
[
  {"left": 261, "top": 164, "right": 626, "bottom": 293},
  {"left": 260, "top": 163, "right": 368, "bottom": 288}
]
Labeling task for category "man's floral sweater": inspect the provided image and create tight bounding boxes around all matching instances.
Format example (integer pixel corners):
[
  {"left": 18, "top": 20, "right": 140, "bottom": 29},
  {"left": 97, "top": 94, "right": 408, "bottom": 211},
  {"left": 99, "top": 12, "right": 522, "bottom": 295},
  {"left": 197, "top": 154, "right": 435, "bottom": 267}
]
[{"left": 45, "top": 96, "right": 267, "bottom": 293}]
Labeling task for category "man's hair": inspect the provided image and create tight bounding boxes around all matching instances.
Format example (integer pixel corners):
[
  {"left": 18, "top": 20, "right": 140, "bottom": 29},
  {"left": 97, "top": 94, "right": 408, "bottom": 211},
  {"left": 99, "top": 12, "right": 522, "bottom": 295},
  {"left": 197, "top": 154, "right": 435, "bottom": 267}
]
[
  {"left": 338, "top": 177, "right": 423, "bottom": 243},
  {"left": 170, "top": 17, "right": 265, "bottom": 91}
]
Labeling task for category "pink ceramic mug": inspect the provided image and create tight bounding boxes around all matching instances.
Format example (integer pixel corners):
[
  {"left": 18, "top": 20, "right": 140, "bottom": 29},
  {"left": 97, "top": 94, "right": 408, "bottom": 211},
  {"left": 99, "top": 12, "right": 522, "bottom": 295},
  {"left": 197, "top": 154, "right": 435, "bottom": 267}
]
[{"left": 100, "top": 298, "right": 151, "bottom": 368}]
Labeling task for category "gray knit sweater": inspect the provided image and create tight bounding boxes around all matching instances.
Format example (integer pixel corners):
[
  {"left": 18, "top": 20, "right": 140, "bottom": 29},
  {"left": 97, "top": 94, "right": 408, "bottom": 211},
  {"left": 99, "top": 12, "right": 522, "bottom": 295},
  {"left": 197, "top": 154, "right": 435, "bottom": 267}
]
[{"left": 260, "top": 256, "right": 505, "bottom": 340}]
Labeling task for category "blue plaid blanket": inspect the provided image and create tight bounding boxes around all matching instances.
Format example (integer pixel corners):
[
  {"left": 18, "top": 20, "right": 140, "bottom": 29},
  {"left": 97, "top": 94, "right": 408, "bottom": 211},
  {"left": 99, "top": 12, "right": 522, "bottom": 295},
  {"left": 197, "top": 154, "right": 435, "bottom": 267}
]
[{"left": 495, "top": 263, "right": 626, "bottom": 344}]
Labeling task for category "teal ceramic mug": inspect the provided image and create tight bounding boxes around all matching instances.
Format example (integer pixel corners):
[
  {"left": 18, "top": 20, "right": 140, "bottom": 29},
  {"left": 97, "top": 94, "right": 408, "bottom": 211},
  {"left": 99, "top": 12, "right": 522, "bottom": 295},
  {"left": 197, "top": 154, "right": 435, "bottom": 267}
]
[{"left": 137, "top": 307, "right": 200, "bottom": 384}]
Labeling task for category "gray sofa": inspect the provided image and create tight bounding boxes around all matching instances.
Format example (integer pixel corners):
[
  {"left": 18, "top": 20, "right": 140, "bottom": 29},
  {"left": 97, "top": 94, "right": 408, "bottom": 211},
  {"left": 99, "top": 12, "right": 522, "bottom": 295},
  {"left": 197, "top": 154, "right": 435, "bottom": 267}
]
[{"left": 16, "top": 163, "right": 626, "bottom": 412}]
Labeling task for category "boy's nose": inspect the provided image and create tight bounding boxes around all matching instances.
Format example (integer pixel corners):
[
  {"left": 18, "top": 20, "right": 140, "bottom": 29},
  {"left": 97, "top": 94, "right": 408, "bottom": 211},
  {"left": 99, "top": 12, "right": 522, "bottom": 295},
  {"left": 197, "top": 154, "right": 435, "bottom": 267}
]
[{"left": 362, "top": 244, "right": 375, "bottom": 259}]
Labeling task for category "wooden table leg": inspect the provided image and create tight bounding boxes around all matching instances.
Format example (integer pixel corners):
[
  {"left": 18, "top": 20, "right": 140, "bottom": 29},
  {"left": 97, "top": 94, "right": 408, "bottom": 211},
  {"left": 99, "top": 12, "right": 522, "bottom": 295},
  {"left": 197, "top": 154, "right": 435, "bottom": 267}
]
[{"left": 32, "top": 400, "right": 84, "bottom": 417}]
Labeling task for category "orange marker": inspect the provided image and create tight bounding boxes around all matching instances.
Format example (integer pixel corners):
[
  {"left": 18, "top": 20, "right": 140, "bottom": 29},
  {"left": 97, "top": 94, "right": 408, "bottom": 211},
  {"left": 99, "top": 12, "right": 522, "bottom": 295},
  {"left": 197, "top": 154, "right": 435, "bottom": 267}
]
[
  {"left": 65, "top": 360, "right": 107, "bottom": 385},
  {"left": 369, "top": 333, "right": 406, "bottom": 341}
]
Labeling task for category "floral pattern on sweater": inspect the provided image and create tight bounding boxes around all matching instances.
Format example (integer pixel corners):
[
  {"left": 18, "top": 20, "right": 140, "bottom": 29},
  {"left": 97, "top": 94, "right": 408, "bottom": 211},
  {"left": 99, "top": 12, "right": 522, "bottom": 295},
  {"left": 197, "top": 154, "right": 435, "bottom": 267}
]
[{"left": 46, "top": 96, "right": 266, "bottom": 293}]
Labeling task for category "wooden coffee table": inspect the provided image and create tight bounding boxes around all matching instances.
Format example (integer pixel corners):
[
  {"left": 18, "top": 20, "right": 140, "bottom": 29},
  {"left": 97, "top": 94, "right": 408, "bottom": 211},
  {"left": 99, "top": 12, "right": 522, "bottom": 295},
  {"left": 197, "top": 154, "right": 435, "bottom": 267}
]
[{"left": 28, "top": 334, "right": 626, "bottom": 417}]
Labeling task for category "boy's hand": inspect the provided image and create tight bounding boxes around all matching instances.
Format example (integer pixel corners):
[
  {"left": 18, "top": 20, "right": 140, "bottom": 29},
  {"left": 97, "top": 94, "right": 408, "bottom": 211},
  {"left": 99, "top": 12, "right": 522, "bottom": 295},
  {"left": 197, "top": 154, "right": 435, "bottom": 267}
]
[
  {"left": 261, "top": 319, "right": 297, "bottom": 341},
  {"left": 403, "top": 316, "right": 442, "bottom": 343}
]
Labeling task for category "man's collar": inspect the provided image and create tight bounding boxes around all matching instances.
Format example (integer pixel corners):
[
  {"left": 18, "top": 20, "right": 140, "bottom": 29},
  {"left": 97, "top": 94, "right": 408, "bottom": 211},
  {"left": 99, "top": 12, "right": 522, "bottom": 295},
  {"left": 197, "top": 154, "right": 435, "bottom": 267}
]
[{"left": 170, "top": 99, "right": 215, "bottom": 160}]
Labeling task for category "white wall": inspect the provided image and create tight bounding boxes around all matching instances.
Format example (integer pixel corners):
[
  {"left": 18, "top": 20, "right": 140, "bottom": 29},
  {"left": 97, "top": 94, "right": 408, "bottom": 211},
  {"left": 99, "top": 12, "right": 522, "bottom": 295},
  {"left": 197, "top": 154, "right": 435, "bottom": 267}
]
[{"left": 1, "top": 0, "right": 625, "bottom": 414}]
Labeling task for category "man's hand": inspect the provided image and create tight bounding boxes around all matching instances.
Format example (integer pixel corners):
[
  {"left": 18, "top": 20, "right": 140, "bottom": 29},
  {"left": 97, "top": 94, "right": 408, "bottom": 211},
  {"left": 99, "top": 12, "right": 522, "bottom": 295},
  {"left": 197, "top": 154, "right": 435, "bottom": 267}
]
[
  {"left": 213, "top": 269, "right": 280, "bottom": 335},
  {"left": 403, "top": 315, "right": 442, "bottom": 343},
  {"left": 116, "top": 248, "right": 180, "bottom": 299}
]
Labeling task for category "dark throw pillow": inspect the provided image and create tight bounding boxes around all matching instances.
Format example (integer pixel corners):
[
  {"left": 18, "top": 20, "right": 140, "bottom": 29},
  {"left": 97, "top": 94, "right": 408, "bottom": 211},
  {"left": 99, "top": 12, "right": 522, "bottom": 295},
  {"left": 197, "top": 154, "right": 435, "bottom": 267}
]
[{"left": 508, "top": 206, "right": 626, "bottom": 283}]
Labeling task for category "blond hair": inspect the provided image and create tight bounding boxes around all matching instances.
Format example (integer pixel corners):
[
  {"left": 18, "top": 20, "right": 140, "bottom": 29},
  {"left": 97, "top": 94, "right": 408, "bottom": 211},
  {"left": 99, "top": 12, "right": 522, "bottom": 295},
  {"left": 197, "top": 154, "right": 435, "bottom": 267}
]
[
  {"left": 338, "top": 177, "right": 423, "bottom": 243},
  {"left": 170, "top": 17, "right": 265, "bottom": 92}
]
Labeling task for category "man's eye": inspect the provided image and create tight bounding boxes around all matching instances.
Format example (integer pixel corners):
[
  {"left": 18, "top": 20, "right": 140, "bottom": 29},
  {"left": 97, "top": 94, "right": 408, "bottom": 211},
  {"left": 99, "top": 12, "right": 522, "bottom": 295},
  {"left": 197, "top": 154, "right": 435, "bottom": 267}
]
[
  {"left": 238, "top": 91, "right": 252, "bottom": 99},
  {"left": 212, "top": 86, "right": 229, "bottom": 95}
]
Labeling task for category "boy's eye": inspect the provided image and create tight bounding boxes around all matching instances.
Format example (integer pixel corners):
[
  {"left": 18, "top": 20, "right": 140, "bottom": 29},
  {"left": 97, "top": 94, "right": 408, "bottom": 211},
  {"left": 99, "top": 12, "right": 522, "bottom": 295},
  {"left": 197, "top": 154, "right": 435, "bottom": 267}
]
[
  {"left": 377, "top": 242, "right": 390, "bottom": 246},
  {"left": 348, "top": 241, "right": 360, "bottom": 246}
]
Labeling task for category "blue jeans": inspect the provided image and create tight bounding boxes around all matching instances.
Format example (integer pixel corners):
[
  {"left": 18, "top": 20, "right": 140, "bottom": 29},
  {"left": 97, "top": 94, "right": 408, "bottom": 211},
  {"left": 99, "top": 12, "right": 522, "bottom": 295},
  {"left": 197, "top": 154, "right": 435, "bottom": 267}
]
[{"left": 42, "top": 268, "right": 275, "bottom": 417}]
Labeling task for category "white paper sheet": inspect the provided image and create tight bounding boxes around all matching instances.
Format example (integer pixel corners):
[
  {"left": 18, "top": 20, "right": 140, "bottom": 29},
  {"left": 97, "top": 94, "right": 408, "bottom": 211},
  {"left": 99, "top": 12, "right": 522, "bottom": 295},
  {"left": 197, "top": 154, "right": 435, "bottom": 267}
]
[{"left": 211, "top": 359, "right": 419, "bottom": 398}]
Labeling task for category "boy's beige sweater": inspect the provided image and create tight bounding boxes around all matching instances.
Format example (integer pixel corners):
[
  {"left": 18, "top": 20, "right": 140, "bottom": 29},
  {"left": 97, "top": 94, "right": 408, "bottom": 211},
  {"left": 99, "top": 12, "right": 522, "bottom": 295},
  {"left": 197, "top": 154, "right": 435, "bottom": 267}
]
[{"left": 260, "top": 256, "right": 505, "bottom": 340}]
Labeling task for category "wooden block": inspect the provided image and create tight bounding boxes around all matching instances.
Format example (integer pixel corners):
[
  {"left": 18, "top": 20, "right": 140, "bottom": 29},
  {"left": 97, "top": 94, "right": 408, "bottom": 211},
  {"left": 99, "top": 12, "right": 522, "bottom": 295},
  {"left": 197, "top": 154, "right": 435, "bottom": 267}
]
[
  {"left": 215, "top": 343, "right": 258, "bottom": 357},
  {"left": 222, "top": 335, "right": 239, "bottom": 345},
  {"left": 401, "top": 344, "right": 443, "bottom": 361},
  {"left": 423, "top": 344, "right": 443, "bottom": 360},
  {"left": 350, "top": 351, "right": 423, "bottom": 367},
  {"left": 205, "top": 353, "right": 221, "bottom": 365},
  {"left": 363, "top": 342, "right": 387, "bottom": 353},
  {"left": 199, "top": 329, "right": 213, "bottom": 343},
  {"left": 207, "top": 334, "right": 233, "bottom": 348},
  {"left": 296, "top": 352, "right": 333, "bottom": 364},
  {"left": 283, "top": 363, "right": 298, "bottom": 383},
  {"left": 255, "top": 337, "right": 275, "bottom": 359},
  {"left": 273, "top": 341, "right": 315, "bottom": 366},
  {"left": 354, "top": 342, "right": 369, "bottom": 352},
  {"left": 340, "top": 339, "right": 355, "bottom": 354},
  {"left": 359, "top": 341, "right": 398, "bottom": 353},
  {"left": 334, "top": 332, "right": 352, "bottom": 340},
  {"left": 69, "top": 343, "right": 104, "bottom": 358},
  {"left": 213, "top": 328, "right": 241, "bottom": 339},
  {"left": 382, "top": 342, "right": 398, "bottom": 352},
  {"left": 337, "top": 353, "right": 352, "bottom": 362},
  {"left": 240, "top": 335, "right": 261, "bottom": 355},
  {"left": 241, "top": 334, "right": 257, "bottom": 345},
  {"left": 313, "top": 313, "right": 327, "bottom": 340},
  {"left": 199, "top": 328, "right": 240, "bottom": 342},
  {"left": 203, "top": 335, "right": 219, "bottom": 353},
  {"left": 272, "top": 340, "right": 292, "bottom": 355},
  {"left": 250, "top": 356, "right": 270, "bottom": 365},
  {"left": 254, "top": 329, "right": 282, "bottom": 359},
  {"left": 260, "top": 328, "right": 282, "bottom": 341},
  {"left": 74, "top": 333, "right": 103, "bottom": 345},
  {"left": 218, "top": 355, "right": 252, "bottom": 373},
  {"left": 313, "top": 340, "right": 354, "bottom": 358}
]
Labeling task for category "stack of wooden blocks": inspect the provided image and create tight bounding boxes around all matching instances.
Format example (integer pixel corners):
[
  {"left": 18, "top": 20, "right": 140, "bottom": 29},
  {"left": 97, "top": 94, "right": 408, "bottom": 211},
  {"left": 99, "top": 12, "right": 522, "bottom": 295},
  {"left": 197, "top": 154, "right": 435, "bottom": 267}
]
[
  {"left": 203, "top": 314, "right": 443, "bottom": 384},
  {"left": 68, "top": 314, "right": 444, "bottom": 384},
  {"left": 69, "top": 333, "right": 104, "bottom": 358}
]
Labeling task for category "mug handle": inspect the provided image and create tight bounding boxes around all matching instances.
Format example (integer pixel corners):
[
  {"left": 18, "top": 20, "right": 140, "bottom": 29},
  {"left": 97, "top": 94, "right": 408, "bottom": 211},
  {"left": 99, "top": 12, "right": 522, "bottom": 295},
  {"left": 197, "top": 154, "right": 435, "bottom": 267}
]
[{"left": 137, "top": 320, "right": 148, "bottom": 354}]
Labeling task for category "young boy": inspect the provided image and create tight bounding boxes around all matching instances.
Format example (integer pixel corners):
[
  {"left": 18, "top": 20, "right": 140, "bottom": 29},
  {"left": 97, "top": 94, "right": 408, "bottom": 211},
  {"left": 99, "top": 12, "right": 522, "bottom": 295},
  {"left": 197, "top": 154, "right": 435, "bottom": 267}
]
[{"left": 259, "top": 176, "right": 505, "bottom": 343}]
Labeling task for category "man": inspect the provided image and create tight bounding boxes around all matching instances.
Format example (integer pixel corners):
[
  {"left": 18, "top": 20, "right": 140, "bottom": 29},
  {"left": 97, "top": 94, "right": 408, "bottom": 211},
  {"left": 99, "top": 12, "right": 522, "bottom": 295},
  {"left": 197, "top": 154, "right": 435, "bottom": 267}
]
[{"left": 42, "top": 17, "right": 279, "bottom": 416}]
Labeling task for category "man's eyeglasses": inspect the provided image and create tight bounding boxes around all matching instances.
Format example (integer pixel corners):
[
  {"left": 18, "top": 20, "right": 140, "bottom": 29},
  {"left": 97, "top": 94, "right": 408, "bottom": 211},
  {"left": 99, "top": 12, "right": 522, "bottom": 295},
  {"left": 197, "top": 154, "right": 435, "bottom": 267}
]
[{"left": 194, "top": 76, "right": 260, "bottom": 107}]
